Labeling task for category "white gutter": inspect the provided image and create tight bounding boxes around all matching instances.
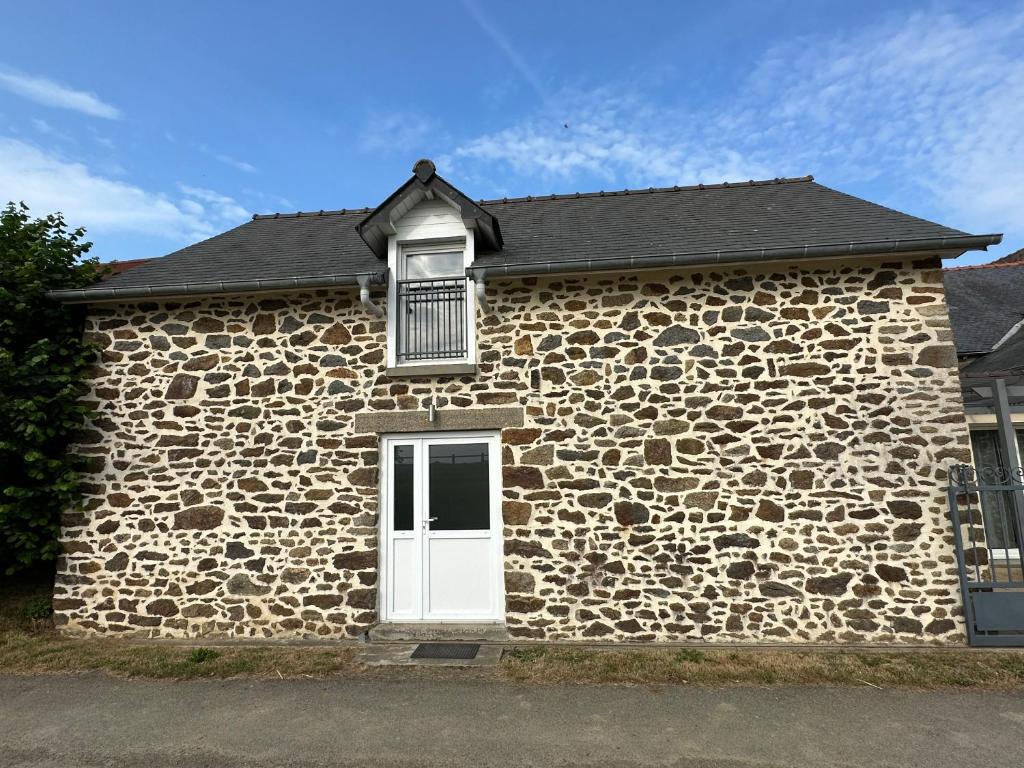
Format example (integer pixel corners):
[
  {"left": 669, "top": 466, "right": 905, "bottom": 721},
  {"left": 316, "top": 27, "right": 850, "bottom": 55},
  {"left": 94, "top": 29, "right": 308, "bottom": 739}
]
[
  {"left": 466, "top": 234, "right": 1003, "bottom": 281},
  {"left": 48, "top": 269, "right": 390, "bottom": 304}
]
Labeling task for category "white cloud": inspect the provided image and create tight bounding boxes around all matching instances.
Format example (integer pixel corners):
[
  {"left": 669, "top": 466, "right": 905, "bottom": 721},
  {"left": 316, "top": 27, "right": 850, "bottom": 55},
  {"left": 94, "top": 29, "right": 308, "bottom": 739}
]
[
  {"left": 178, "top": 184, "right": 249, "bottom": 222},
  {"left": 359, "top": 111, "right": 440, "bottom": 155},
  {"left": 0, "top": 137, "right": 247, "bottom": 242},
  {"left": 30, "top": 118, "right": 72, "bottom": 143},
  {"left": 444, "top": 89, "right": 770, "bottom": 187},
  {"left": 213, "top": 153, "right": 257, "bottom": 174},
  {"left": 736, "top": 8, "right": 1024, "bottom": 236},
  {"left": 0, "top": 70, "right": 120, "bottom": 119},
  {"left": 31, "top": 118, "right": 55, "bottom": 134},
  {"left": 445, "top": 5, "right": 1024, "bottom": 244},
  {"left": 460, "top": 0, "right": 549, "bottom": 104},
  {"left": 196, "top": 144, "right": 257, "bottom": 173}
]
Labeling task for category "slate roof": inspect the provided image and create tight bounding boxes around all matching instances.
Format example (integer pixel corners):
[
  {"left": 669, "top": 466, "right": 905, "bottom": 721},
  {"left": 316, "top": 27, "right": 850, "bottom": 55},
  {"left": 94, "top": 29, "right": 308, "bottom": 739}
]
[
  {"left": 944, "top": 261, "right": 1024, "bottom": 354},
  {"left": 54, "top": 174, "right": 1000, "bottom": 302},
  {"left": 961, "top": 328, "right": 1024, "bottom": 377},
  {"left": 85, "top": 209, "right": 384, "bottom": 294},
  {"left": 472, "top": 177, "right": 980, "bottom": 271}
]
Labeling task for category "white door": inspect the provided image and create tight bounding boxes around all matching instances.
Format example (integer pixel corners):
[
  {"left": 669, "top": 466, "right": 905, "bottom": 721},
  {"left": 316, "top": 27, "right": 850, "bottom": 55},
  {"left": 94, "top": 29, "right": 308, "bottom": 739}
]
[{"left": 380, "top": 432, "right": 504, "bottom": 622}]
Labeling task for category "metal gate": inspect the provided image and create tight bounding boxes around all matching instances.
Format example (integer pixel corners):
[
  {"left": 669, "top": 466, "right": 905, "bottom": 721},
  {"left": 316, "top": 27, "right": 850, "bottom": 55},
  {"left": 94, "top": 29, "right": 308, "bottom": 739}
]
[{"left": 948, "top": 464, "right": 1024, "bottom": 646}]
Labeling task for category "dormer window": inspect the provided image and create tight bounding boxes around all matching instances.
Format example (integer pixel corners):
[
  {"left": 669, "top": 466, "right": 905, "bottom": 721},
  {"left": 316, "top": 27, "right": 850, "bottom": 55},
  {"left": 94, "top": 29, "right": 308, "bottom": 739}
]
[
  {"left": 357, "top": 159, "right": 503, "bottom": 375},
  {"left": 395, "top": 244, "right": 469, "bottom": 365}
]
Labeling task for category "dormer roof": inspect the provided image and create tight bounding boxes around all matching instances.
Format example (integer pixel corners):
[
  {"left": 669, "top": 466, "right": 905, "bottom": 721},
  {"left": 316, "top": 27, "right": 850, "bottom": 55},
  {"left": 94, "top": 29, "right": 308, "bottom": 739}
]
[{"left": 356, "top": 159, "right": 503, "bottom": 258}]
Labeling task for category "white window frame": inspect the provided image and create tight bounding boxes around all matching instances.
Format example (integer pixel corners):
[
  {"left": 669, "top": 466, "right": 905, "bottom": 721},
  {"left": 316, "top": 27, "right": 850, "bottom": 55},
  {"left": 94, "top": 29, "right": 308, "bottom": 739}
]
[{"left": 385, "top": 232, "right": 477, "bottom": 370}]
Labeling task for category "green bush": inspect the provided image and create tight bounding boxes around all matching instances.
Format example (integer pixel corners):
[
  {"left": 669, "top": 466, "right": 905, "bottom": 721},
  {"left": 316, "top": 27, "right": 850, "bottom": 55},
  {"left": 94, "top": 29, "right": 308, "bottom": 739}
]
[
  {"left": 188, "top": 647, "right": 220, "bottom": 664},
  {"left": 504, "top": 647, "right": 547, "bottom": 663},
  {"left": 22, "top": 596, "right": 53, "bottom": 620},
  {"left": 0, "top": 202, "right": 103, "bottom": 574},
  {"left": 674, "top": 648, "right": 707, "bottom": 664}
]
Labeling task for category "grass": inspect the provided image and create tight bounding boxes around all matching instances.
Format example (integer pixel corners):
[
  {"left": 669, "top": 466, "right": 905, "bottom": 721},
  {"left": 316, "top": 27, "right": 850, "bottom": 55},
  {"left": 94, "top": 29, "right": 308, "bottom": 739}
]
[
  {"left": 501, "top": 646, "right": 1024, "bottom": 689},
  {"left": 0, "top": 571, "right": 358, "bottom": 680},
  {"left": 4, "top": 571, "right": 1024, "bottom": 688}
]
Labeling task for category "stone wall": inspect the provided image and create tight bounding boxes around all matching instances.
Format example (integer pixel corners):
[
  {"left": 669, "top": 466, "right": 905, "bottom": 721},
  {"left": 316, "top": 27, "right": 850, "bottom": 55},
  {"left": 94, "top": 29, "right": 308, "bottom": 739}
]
[{"left": 55, "top": 256, "right": 973, "bottom": 643}]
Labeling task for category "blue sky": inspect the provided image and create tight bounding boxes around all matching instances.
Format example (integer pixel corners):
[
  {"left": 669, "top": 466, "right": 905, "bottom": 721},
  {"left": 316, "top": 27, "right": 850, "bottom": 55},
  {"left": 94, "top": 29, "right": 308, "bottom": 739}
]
[{"left": 0, "top": 1, "right": 1020, "bottom": 265}]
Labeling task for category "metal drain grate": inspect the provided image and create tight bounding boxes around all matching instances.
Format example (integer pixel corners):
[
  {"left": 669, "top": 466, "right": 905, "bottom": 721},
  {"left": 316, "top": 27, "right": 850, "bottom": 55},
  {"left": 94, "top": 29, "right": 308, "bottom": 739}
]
[{"left": 410, "top": 643, "right": 480, "bottom": 660}]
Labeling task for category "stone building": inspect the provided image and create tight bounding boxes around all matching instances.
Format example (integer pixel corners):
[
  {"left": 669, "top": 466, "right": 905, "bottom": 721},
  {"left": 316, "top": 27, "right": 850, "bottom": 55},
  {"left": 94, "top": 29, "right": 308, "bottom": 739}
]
[
  {"left": 941, "top": 259, "right": 1024, "bottom": 646},
  {"left": 49, "top": 160, "right": 1003, "bottom": 644}
]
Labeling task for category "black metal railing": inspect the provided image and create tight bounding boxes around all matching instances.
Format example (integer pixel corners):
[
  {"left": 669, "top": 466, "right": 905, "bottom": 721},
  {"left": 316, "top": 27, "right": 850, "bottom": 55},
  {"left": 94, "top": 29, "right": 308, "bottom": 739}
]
[
  {"left": 947, "top": 463, "right": 1024, "bottom": 646},
  {"left": 395, "top": 278, "right": 468, "bottom": 363}
]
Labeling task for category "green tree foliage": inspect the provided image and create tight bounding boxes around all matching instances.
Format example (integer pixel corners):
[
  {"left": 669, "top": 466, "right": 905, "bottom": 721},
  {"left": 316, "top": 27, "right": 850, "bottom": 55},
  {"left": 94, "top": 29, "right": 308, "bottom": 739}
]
[{"left": 0, "top": 203, "right": 103, "bottom": 573}]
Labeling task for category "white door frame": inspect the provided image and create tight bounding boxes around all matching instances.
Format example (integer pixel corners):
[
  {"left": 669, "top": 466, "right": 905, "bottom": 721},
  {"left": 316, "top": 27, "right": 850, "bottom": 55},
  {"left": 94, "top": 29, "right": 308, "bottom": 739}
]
[{"left": 378, "top": 430, "right": 504, "bottom": 623}]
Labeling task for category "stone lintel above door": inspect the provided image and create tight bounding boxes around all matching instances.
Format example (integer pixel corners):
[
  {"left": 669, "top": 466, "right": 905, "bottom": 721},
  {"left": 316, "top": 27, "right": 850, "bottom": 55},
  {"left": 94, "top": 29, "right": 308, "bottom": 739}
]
[{"left": 353, "top": 407, "right": 524, "bottom": 434}]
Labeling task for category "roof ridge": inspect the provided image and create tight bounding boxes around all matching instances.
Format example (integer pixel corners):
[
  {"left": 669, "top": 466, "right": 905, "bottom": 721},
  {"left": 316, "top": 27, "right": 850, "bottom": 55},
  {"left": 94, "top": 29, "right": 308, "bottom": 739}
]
[
  {"left": 945, "top": 259, "right": 1024, "bottom": 272},
  {"left": 252, "top": 207, "right": 373, "bottom": 220},
  {"left": 249, "top": 175, "right": 816, "bottom": 219},
  {"left": 475, "top": 175, "right": 815, "bottom": 206}
]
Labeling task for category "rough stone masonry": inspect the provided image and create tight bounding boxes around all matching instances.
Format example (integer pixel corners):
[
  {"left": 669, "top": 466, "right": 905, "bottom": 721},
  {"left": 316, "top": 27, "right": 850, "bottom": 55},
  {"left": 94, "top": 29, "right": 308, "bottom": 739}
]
[{"left": 54, "top": 256, "right": 973, "bottom": 643}]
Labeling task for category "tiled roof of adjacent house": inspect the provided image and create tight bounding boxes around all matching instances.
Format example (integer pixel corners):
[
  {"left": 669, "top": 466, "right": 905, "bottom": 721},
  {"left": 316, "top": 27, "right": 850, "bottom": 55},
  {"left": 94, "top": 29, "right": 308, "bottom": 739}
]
[
  {"left": 991, "top": 246, "right": 1024, "bottom": 265},
  {"left": 102, "top": 258, "right": 153, "bottom": 278},
  {"left": 944, "top": 260, "right": 1024, "bottom": 355},
  {"left": 54, "top": 173, "right": 1000, "bottom": 302}
]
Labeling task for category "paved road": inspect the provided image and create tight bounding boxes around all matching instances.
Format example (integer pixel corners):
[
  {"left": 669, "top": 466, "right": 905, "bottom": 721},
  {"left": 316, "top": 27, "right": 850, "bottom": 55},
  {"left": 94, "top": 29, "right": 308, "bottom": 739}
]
[{"left": 1, "top": 674, "right": 1021, "bottom": 767}]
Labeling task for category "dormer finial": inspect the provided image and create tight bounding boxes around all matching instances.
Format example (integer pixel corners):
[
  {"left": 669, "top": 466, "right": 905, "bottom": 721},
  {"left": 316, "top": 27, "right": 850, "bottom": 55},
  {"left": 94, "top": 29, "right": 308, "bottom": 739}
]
[{"left": 412, "top": 158, "right": 436, "bottom": 182}]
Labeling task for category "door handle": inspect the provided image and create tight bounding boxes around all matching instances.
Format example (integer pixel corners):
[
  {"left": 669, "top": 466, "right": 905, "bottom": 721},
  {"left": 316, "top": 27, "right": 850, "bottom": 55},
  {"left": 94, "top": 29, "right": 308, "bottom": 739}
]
[{"left": 427, "top": 517, "right": 439, "bottom": 522}]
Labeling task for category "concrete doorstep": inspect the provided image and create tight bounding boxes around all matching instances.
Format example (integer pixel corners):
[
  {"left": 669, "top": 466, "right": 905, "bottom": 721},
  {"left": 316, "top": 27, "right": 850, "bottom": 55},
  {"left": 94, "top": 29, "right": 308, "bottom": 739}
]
[{"left": 366, "top": 622, "right": 510, "bottom": 643}]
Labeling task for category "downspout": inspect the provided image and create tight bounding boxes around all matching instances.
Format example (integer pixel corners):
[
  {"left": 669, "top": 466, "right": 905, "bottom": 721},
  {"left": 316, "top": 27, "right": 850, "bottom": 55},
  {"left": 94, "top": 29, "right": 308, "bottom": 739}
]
[
  {"left": 473, "top": 270, "right": 495, "bottom": 316},
  {"left": 357, "top": 273, "right": 385, "bottom": 318}
]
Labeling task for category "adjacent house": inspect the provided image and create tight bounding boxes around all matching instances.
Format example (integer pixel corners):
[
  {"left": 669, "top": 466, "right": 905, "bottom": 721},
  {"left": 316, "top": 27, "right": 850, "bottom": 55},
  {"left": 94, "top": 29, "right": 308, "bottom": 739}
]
[
  {"left": 946, "top": 256, "right": 1024, "bottom": 471},
  {"left": 943, "top": 257, "right": 1024, "bottom": 640},
  {"left": 49, "top": 160, "right": 1003, "bottom": 644}
]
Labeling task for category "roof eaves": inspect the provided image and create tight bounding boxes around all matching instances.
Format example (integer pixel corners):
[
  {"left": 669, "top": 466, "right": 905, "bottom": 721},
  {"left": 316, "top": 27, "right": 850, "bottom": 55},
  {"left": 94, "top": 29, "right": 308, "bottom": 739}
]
[
  {"left": 468, "top": 233, "right": 1003, "bottom": 279},
  {"left": 47, "top": 269, "right": 389, "bottom": 304},
  {"left": 960, "top": 364, "right": 1024, "bottom": 379}
]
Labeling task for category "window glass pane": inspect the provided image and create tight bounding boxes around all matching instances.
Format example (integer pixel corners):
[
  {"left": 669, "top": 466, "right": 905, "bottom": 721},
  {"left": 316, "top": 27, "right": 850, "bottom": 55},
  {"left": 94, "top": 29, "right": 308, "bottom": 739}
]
[
  {"left": 393, "top": 445, "right": 414, "bottom": 531},
  {"left": 404, "top": 251, "right": 463, "bottom": 279},
  {"left": 969, "top": 430, "right": 1020, "bottom": 549},
  {"left": 428, "top": 443, "right": 490, "bottom": 530},
  {"left": 971, "top": 429, "right": 1003, "bottom": 470}
]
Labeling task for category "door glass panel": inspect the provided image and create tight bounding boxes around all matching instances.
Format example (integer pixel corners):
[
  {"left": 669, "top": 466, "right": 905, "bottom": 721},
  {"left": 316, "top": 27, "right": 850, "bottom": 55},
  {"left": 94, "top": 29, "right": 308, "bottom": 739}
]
[
  {"left": 393, "top": 445, "right": 414, "bottom": 531},
  {"left": 428, "top": 443, "right": 490, "bottom": 530}
]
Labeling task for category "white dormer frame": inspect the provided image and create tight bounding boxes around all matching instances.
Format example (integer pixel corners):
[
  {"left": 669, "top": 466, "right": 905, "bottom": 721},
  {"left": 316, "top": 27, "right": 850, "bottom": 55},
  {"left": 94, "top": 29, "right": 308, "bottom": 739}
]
[{"left": 384, "top": 197, "right": 478, "bottom": 374}]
